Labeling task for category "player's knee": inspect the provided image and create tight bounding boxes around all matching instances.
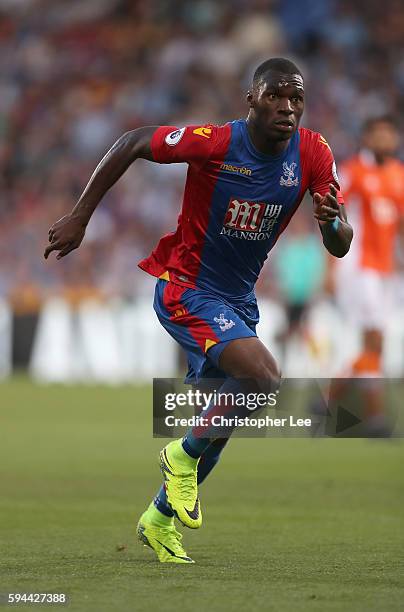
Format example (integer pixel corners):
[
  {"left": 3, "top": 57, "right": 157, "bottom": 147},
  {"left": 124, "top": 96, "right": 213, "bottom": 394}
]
[
  {"left": 252, "top": 361, "right": 281, "bottom": 395},
  {"left": 234, "top": 359, "right": 281, "bottom": 395}
]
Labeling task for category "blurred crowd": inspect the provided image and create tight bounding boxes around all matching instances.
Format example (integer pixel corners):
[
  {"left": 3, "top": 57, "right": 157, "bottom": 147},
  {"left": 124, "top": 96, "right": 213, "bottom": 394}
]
[{"left": 0, "top": 0, "right": 403, "bottom": 312}]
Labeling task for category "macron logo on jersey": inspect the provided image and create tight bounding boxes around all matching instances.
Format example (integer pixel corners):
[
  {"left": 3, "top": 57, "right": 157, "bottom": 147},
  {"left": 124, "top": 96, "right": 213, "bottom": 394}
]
[
  {"left": 318, "top": 134, "right": 331, "bottom": 150},
  {"left": 220, "top": 163, "right": 252, "bottom": 176},
  {"left": 221, "top": 198, "right": 282, "bottom": 241},
  {"left": 193, "top": 126, "right": 212, "bottom": 139}
]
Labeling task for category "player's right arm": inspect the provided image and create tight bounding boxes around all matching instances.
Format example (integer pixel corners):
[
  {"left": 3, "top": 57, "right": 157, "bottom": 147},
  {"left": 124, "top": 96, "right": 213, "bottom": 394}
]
[
  {"left": 44, "top": 123, "right": 223, "bottom": 260},
  {"left": 44, "top": 126, "right": 157, "bottom": 259}
]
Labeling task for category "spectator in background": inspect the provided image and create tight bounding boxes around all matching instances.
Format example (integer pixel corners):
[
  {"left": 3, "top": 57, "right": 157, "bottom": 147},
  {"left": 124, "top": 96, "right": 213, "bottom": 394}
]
[{"left": 334, "top": 117, "right": 404, "bottom": 379}]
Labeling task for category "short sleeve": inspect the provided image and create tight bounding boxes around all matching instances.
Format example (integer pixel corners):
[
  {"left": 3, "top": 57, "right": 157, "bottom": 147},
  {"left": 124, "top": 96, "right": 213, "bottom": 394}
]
[
  {"left": 309, "top": 134, "right": 345, "bottom": 205},
  {"left": 151, "top": 124, "right": 228, "bottom": 166}
]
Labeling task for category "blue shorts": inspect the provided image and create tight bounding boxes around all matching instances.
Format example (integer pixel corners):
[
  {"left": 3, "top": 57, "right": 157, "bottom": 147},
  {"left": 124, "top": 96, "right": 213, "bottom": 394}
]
[{"left": 153, "top": 280, "right": 259, "bottom": 384}]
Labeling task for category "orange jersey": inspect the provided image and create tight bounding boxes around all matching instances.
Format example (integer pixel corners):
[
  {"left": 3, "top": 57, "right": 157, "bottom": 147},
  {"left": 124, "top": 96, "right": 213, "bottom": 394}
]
[{"left": 340, "top": 152, "right": 404, "bottom": 274}]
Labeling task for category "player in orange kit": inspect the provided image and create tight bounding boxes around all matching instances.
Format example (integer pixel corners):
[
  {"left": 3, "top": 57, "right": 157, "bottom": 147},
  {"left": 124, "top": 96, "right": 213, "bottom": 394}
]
[{"left": 333, "top": 116, "right": 404, "bottom": 432}]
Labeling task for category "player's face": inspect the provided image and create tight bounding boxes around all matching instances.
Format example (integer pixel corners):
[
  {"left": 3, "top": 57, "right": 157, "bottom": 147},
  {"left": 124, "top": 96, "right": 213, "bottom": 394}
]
[
  {"left": 248, "top": 71, "right": 304, "bottom": 141},
  {"left": 364, "top": 122, "right": 399, "bottom": 159}
]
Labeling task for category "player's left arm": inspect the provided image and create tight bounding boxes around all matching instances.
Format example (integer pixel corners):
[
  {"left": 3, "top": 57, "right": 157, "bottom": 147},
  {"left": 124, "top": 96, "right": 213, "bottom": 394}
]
[{"left": 310, "top": 136, "right": 353, "bottom": 258}]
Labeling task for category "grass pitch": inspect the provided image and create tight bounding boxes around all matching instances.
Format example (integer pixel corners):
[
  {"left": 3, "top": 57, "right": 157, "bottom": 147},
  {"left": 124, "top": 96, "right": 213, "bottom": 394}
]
[{"left": 0, "top": 378, "right": 403, "bottom": 611}]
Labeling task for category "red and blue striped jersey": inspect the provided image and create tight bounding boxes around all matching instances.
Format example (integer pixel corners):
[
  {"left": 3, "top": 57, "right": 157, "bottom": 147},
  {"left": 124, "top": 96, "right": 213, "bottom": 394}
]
[{"left": 139, "top": 119, "right": 344, "bottom": 297}]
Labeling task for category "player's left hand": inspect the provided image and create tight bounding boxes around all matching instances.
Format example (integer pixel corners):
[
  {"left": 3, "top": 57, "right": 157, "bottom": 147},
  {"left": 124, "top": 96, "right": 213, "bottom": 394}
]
[{"left": 313, "top": 184, "right": 340, "bottom": 223}]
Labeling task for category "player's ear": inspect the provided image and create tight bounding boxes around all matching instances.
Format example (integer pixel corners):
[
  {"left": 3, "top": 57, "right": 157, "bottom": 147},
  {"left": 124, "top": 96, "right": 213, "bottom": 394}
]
[{"left": 247, "top": 90, "right": 254, "bottom": 108}]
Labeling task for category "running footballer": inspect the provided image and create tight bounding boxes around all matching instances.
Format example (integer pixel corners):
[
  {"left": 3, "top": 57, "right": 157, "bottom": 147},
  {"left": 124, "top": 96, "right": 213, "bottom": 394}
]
[{"left": 45, "top": 58, "right": 353, "bottom": 564}]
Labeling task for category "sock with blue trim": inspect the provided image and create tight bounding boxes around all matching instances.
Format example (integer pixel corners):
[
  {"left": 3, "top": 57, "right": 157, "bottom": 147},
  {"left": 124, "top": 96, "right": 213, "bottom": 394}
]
[
  {"left": 153, "top": 484, "right": 174, "bottom": 519},
  {"left": 182, "top": 376, "right": 252, "bottom": 459}
]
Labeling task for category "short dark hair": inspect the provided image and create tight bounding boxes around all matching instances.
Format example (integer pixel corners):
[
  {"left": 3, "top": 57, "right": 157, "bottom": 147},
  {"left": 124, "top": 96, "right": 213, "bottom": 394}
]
[
  {"left": 362, "top": 115, "right": 396, "bottom": 133},
  {"left": 253, "top": 58, "right": 303, "bottom": 86}
]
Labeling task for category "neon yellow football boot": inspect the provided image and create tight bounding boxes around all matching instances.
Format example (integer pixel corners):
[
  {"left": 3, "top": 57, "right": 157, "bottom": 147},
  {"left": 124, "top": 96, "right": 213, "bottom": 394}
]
[
  {"left": 137, "top": 506, "right": 194, "bottom": 564},
  {"left": 159, "top": 439, "right": 202, "bottom": 529}
]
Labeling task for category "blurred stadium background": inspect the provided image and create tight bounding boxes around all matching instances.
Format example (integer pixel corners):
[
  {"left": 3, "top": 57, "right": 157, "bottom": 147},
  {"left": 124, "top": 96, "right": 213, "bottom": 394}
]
[
  {"left": 1, "top": 0, "right": 403, "bottom": 382},
  {"left": 1, "top": 3, "right": 404, "bottom": 609}
]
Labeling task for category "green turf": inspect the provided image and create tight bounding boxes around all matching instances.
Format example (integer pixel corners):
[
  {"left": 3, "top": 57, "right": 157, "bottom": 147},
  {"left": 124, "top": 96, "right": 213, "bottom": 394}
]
[{"left": 0, "top": 378, "right": 403, "bottom": 611}]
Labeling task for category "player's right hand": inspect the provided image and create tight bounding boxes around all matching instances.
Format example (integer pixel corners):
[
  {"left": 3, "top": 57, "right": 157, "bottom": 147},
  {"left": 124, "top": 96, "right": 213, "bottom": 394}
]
[{"left": 44, "top": 213, "right": 87, "bottom": 260}]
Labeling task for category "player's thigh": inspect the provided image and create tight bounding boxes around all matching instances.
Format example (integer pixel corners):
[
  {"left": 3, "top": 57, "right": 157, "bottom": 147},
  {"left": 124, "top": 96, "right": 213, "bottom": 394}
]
[{"left": 218, "top": 336, "right": 280, "bottom": 389}]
